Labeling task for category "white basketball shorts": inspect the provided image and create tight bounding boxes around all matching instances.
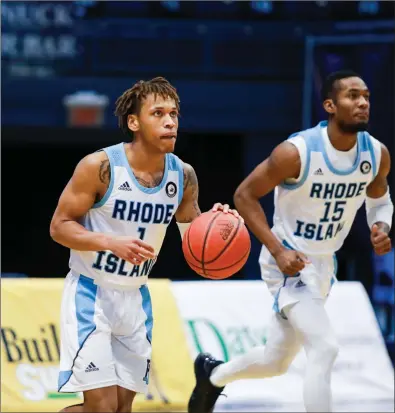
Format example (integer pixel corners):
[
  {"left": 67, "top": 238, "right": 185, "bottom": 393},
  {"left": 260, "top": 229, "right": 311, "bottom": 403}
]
[
  {"left": 259, "top": 239, "right": 337, "bottom": 318},
  {"left": 58, "top": 272, "right": 153, "bottom": 394}
]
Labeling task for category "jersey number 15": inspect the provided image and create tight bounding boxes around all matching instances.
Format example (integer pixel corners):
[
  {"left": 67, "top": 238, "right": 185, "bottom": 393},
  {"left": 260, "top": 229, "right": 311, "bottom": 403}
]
[{"left": 320, "top": 201, "right": 346, "bottom": 223}]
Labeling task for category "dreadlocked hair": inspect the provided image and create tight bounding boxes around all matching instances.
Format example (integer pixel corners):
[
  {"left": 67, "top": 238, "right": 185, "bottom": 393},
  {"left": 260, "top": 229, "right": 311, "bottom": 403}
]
[{"left": 114, "top": 76, "right": 180, "bottom": 139}]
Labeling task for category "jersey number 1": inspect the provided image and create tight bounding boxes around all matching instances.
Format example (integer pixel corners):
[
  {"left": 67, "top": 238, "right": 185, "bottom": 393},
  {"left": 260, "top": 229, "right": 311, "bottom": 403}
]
[{"left": 137, "top": 227, "right": 146, "bottom": 240}]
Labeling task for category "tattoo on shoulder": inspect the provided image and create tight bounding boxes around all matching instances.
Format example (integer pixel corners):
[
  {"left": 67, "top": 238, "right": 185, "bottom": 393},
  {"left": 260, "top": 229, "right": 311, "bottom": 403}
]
[
  {"left": 99, "top": 159, "right": 111, "bottom": 184},
  {"left": 183, "top": 167, "right": 190, "bottom": 191},
  {"left": 184, "top": 164, "right": 199, "bottom": 195}
]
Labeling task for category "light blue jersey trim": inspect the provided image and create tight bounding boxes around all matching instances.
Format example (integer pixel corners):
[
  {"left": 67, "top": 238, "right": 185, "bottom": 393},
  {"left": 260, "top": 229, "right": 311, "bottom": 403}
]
[
  {"left": 333, "top": 254, "right": 338, "bottom": 277},
  {"left": 365, "top": 134, "right": 377, "bottom": 178},
  {"left": 280, "top": 147, "right": 312, "bottom": 190},
  {"left": 167, "top": 153, "right": 184, "bottom": 205},
  {"left": 92, "top": 144, "right": 120, "bottom": 208},
  {"left": 272, "top": 240, "right": 297, "bottom": 318},
  {"left": 321, "top": 142, "right": 361, "bottom": 175},
  {"left": 58, "top": 370, "right": 72, "bottom": 391},
  {"left": 326, "top": 254, "right": 338, "bottom": 297},
  {"left": 76, "top": 275, "right": 98, "bottom": 346},
  {"left": 273, "top": 276, "right": 288, "bottom": 316},
  {"left": 168, "top": 154, "right": 178, "bottom": 171},
  {"left": 359, "top": 132, "right": 368, "bottom": 152},
  {"left": 281, "top": 121, "right": 373, "bottom": 189},
  {"left": 140, "top": 285, "right": 153, "bottom": 344},
  {"left": 121, "top": 144, "right": 169, "bottom": 194},
  {"left": 280, "top": 132, "right": 313, "bottom": 190},
  {"left": 330, "top": 254, "right": 338, "bottom": 289},
  {"left": 318, "top": 121, "right": 363, "bottom": 175},
  {"left": 173, "top": 155, "right": 184, "bottom": 206},
  {"left": 58, "top": 274, "right": 98, "bottom": 392}
]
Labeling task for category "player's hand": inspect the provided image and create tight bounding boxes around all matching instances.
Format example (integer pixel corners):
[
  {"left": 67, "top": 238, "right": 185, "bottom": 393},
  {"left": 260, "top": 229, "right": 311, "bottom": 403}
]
[
  {"left": 273, "top": 248, "right": 311, "bottom": 276},
  {"left": 212, "top": 203, "right": 244, "bottom": 223},
  {"left": 108, "top": 237, "right": 156, "bottom": 265},
  {"left": 371, "top": 224, "right": 392, "bottom": 255}
]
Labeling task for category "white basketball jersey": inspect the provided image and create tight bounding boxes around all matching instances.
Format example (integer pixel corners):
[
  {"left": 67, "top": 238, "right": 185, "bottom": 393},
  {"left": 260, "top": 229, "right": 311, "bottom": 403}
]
[
  {"left": 69, "top": 143, "right": 184, "bottom": 288},
  {"left": 272, "top": 121, "right": 381, "bottom": 256}
]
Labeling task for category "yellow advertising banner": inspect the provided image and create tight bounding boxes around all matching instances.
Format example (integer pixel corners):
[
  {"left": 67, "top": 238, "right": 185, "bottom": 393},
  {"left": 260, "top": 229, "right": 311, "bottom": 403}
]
[{"left": 1, "top": 278, "right": 194, "bottom": 412}]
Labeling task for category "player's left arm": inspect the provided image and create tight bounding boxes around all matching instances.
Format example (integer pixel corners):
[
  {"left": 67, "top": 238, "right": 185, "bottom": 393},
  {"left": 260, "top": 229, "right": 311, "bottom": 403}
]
[
  {"left": 174, "top": 162, "right": 241, "bottom": 239},
  {"left": 366, "top": 143, "right": 393, "bottom": 255}
]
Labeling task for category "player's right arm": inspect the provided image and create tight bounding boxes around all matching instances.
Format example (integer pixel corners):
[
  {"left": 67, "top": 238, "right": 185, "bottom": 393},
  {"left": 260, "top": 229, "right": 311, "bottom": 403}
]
[
  {"left": 50, "top": 152, "right": 155, "bottom": 265},
  {"left": 234, "top": 141, "right": 310, "bottom": 276}
]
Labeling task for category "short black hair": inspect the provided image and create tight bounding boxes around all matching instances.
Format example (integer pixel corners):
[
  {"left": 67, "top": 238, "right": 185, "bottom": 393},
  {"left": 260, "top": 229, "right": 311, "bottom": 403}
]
[{"left": 321, "top": 70, "right": 362, "bottom": 102}]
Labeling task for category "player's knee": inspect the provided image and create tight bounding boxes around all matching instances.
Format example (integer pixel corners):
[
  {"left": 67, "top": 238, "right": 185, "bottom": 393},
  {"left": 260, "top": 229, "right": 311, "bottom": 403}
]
[
  {"left": 266, "top": 355, "right": 294, "bottom": 376},
  {"left": 276, "top": 357, "right": 294, "bottom": 376},
  {"left": 84, "top": 398, "right": 117, "bottom": 413},
  {"left": 117, "top": 401, "right": 133, "bottom": 412},
  {"left": 250, "top": 357, "right": 291, "bottom": 378},
  {"left": 59, "top": 403, "right": 84, "bottom": 412},
  {"left": 323, "top": 339, "right": 339, "bottom": 362},
  {"left": 321, "top": 335, "right": 339, "bottom": 358},
  {"left": 308, "top": 336, "right": 339, "bottom": 365},
  {"left": 117, "top": 402, "right": 132, "bottom": 413},
  {"left": 116, "top": 389, "right": 136, "bottom": 412}
]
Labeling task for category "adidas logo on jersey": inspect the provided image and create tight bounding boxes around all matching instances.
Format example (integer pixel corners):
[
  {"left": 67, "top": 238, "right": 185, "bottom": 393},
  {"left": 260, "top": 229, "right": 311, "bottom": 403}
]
[
  {"left": 118, "top": 181, "right": 132, "bottom": 191},
  {"left": 85, "top": 362, "right": 99, "bottom": 373},
  {"left": 313, "top": 168, "right": 324, "bottom": 176}
]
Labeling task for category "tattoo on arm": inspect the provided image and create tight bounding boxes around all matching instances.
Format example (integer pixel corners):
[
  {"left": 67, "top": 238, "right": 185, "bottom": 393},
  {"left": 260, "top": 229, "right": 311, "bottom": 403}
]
[
  {"left": 186, "top": 165, "right": 198, "bottom": 195},
  {"left": 186, "top": 165, "right": 201, "bottom": 216},
  {"left": 183, "top": 167, "right": 191, "bottom": 191},
  {"left": 99, "top": 160, "right": 111, "bottom": 185},
  {"left": 176, "top": 204, "right": 201, "bottom": 223},
  {"left": 177, "top": 165, "right": 201, "bottom": 223}
]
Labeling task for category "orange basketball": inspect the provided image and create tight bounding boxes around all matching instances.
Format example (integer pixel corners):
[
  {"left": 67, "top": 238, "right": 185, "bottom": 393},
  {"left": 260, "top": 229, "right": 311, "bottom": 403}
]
[{"left": 182, "top": 210, "right": 251, "bottom": 279}]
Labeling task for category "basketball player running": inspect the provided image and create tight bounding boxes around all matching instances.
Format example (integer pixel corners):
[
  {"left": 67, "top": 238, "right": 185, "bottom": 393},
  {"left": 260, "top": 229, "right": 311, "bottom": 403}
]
[
  {"left": 188, "top": 70, "right": 393, "bottom": 413},
  {"left": 50, "top": 77, "right": 239, "bottom": 413}
]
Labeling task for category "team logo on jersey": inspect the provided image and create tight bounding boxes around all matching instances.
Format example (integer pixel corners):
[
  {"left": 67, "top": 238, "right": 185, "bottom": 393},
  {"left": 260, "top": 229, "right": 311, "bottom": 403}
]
[
  {"left": 360, "top": 160, "right": 371, "bottom": 174},
  {"left": 165, "top": 182, "right": 177, "bottom": 198}
]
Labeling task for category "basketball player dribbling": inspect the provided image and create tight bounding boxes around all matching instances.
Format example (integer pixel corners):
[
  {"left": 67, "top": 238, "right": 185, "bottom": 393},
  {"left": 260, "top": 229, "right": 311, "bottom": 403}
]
[
  {"left": 50, "top": 77, "right": 240, "bottom": 413},
  {"left": 188, "top": 70, "right": 393, "bottom": 413}
]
